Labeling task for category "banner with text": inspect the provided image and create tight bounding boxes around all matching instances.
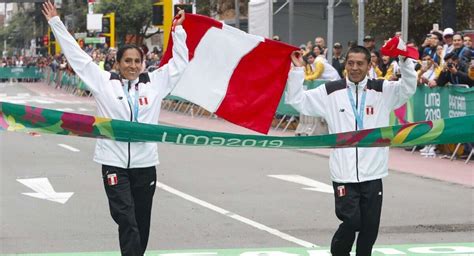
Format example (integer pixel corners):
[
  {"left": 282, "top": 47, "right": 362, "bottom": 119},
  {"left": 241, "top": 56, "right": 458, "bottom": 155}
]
[
  {"left": 412, "top": 86, "right": 474, "bottom": 122},
  {"left": 1, "top": 102, "right": 473, "bottom": 149},
  {"left": 0, "top": 67, "right": 43, "bottom": 79}
]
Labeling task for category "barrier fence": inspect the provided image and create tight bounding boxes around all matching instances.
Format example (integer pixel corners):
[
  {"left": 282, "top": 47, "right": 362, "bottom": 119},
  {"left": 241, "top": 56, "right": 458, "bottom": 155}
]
[
  {"left": 0, "top": 67, "right": 44, "bottom": 79},
  {"left": 412, "top": 85, "right": 474, "bottom": 121}
]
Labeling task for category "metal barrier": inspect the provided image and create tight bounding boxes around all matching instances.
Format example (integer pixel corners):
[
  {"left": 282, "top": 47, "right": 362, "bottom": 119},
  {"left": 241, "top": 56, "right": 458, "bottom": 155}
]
[{"left": 0, "top": 67, "right": 44, "bottom": 79}]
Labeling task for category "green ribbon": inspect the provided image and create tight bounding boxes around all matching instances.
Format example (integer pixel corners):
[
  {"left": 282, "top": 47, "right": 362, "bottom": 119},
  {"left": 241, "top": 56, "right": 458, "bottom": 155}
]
[{"left": 1, "top": 102, "right": 473, "bottom": 149}]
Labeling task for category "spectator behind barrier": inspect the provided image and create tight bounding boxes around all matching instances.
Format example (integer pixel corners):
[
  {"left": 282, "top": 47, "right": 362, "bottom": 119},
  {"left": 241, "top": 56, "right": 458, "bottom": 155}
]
[
  {"left": 463, "top": 35, "right": 474, "bottom": 59},
  {"left": 314, "top": 36, "right": 328, "bottom": 57},
  {"left": 368, "top": 50, "right": 383, "bottom": 79},
  {"left": 429, "top": 52, "right": 473, "bottom": 87},
  {"left": 417, "top": 53, "right": 441, "bottom": 86},
  {"left": 332, "top": 42, "right": 345, "bottom": 78},
  {"left": 451, "top": 33, "right": 471, "bottom": 64},
  {"left": 306, "top": 46, "right": 340, "bottom": 81},
  {"left": 442, "top": 28, "right": 454, "bottom": 55},
  {"left": 303, "top": 51, "right": 318, "bottom": 81},
  {"left": 363, "top": 35, "right": 378, "bottom": 53}
]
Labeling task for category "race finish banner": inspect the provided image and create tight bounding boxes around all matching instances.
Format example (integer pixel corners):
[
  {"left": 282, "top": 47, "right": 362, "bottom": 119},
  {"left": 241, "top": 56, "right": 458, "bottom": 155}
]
[
  {"left": 0, "top": 67, "right": 43, "bottom": 79},
  {"left": 413, "top": 85, "right": 474, "bottom": 121},
  {"left": 1, "top": 102, "right": 473, "bottom": 149}
]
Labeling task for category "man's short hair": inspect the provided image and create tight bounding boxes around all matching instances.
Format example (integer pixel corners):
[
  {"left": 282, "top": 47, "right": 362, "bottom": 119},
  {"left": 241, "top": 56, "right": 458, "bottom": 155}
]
[
  {"left": 345, "top": 45, "right": 371, "bottom": 64},
  {"left": 363, "top": 35, "right": 374, "bottom": 42},
  {"left": 444, "top": 52, "right": 458, "bottom": 61}
]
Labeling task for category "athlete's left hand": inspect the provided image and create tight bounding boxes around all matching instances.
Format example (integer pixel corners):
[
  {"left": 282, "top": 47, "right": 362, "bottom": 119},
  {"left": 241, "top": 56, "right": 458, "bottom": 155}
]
[{"left": 173, "top": 8, "right": 185, "bottom": 27}]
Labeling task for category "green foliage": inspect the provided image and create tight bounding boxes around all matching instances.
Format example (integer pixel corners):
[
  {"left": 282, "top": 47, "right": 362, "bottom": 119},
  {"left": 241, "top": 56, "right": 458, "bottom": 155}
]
[
  {"left": 96, "top": 0, "right": 154, "bottom": 45},
  {"left": 196, "top": 0, "right": 210, "bottom": 16},
  {"left": 0, "top": 1, "right": 88, "bottom": 52},
  {"left": 0, "top": 9, "right": 33, "bottom": 49},
  {"left": 60, "top": 0, "right": 88, "bottom": 33},
  {"left": 351, "top": 0, "right": 473, "bottom": 44}
]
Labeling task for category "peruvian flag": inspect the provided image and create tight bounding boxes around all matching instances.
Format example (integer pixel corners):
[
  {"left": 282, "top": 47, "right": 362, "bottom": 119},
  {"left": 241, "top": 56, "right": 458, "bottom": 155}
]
[
  {"left": 366, "top": 105, "right": 374, "bottom": 115},
  {"left": 160, "top": 14, "right": 298, "bottom": 134},
  {"left": 107, "top": 173, "right": 118, "bottom": 186},
  {"left": 139, "top": 96, "right": 149, "bottom": 106}
]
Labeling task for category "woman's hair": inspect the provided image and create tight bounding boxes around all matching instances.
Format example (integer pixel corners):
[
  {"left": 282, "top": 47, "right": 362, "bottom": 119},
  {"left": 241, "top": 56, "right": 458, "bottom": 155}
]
[
  {"left": 305, "top": 52, "right": 317, "bottom": 59},
  {"left": 312, "top": 45, "right": 323, "bottom": 54},
  {"left": 303, "top": 52, "right": 317, "bottom": 64},
  {"left": 116, "top": 45, "right": 144, "bottom": 62}
]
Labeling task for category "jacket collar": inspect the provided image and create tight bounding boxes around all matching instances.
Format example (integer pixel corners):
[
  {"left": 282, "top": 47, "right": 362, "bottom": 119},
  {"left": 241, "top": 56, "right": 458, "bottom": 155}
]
[
  {"left": 345, "top": 76, "right": 368, "bottom": 89},
  {"left": 122, "top": 77, "right": 139, "bottom": 87}
]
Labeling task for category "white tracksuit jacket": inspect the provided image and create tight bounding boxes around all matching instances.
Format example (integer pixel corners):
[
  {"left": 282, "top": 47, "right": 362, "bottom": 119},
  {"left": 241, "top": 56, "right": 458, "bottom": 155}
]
[
  {"left": 286, "top": 58, "right": 416, "bottom": 183},
  {"left": 49, "top": 16, "right": 188, "bottom": 169}
]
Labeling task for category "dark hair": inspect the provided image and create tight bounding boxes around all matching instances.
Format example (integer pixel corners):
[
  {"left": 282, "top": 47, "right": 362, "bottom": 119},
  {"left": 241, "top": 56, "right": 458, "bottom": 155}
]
[
  {"left": 444, "top": 52, "right": 458, "bottom": 61},
  {"left": 432, "top": 31, "right": 443, "bottom": 41},
  {"left": 452, "top": 33, "right": 463, "bottom": 40},
  {"left": 116, "top": 45, "right": 144, "bottom": 62},
  {"left": 312, "top": 45, "right": 323, "bottom": 54},
  {"left": 345, "top": 45, "right": 371, "bottom": 64},
  {"left": 421, "top": 53, "right": 431, "bottom": 59},
  {"left": 303, "top": 51, "right": 318, "bottom": 63}
]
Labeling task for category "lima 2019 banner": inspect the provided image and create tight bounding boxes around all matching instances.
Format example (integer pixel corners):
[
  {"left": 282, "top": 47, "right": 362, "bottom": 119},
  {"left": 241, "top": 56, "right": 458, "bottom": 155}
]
[{"left": 1, "top": 102, "right": 473, "bottom": 149}]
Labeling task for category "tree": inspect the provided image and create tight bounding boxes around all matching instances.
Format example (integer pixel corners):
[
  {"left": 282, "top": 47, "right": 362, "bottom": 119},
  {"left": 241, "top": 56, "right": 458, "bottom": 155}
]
[
  {"left": 0, "top": 1, "right": 88, "bottom": 54},
  {"left": 95, "top": 0, "right": 154, "bottom": 45},
  {"left": 0, "top": 4, "right": 36, "bottom": 51},
  {"left": 351, "top": 0, "right": 473, "bottom": 44}
]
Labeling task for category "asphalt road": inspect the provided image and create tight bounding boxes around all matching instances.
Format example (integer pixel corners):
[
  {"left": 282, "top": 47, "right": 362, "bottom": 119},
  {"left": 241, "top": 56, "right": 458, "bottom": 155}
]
[{"left": 0, "top": 82, "right": 473, "bottom": 255}]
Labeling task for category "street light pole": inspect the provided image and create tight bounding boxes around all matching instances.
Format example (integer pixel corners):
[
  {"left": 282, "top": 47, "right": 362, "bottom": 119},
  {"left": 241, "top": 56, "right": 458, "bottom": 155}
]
[
  {"left": 235, "top": 0, "right": 240, "bottom": 29},
  {"left": 289, "top": 0, "right": 294, "bottom": 45},
  {"left": 3, "top": 2, "right": 7, "bottom": 56},
  {"left": 401, "top": 0, "right": 408, "bottom": 40},
  {"left": 327, "top": 0, "right": 334, "bottom": 62},
  {"left": 357, "top": 0, "right": 365, "bottom": 45},
  {"left": 269, "top": 0, "right": 273, "bottom": 37}
]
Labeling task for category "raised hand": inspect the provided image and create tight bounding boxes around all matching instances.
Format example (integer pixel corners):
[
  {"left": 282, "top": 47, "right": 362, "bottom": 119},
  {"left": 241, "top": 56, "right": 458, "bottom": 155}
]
[
  {"left": 173, "top": 8, "right": 185, "bottom": 28},
  {"left": 291, "top": 50, "right": 304, "bottom": 67},
  {"left": 42, "top": 1, "right": 58, "bottom": 21}
]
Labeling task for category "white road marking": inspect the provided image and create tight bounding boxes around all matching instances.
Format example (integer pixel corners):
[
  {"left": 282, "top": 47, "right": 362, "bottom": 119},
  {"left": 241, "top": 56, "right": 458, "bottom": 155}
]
[
  {"left": 157, "top": 181, "right": 318, "bottom": 248},
  {"left": 78, "top": 107, "right": 93, "bottom": 112},
  {"left": 58, "top": 144, "right": 80, "bottom": 152},
  {"left": 17, "top": 177, "right": 74, "bottom": 204},
  {"left": 268, "top": 175, "right": 334, "bottom": 194},
  {"left": 17, "top": 93, "right": 31, "bottom": 97},
  {"left": 55, "top": 108, "right": 75, "bottom": 112},
  {"left": 0, "top": 93, "right": 6, "bottom": 97}
]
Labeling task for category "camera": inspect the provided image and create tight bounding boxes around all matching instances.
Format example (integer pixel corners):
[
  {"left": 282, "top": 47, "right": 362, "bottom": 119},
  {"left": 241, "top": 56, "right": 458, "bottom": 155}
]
[{"left": 447, "top": 63, "right": 454, "bottom": 69}]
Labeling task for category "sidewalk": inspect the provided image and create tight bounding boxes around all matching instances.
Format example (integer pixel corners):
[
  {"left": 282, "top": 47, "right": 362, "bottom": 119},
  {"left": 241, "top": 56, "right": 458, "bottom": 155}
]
[
  {"left": 25, "top": 82, "right": 474, "bottom": 187},
  {"left": 159, "top": 111, "right": 473, "bottom": 188}
]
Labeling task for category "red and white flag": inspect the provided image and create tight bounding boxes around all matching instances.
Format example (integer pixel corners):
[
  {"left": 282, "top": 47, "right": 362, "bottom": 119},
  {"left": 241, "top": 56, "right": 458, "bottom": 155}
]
[
  {"left": 366, "top": 105, "right": 374, "bottom": 115},
  {"left": 139, "top": 96, "right": 148, "bottom": 106},
  {"left": 107, "top": 173, "right": 118, "bottom": 186},
  {"left": 160, "top": 14, "right": 298, "bottom": 134}
]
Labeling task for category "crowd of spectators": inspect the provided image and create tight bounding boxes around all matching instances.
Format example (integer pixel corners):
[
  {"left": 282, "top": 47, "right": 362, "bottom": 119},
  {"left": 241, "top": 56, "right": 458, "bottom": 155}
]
[
  {"left": 294, "top": 28, "right": 473, "bottom": 88},
  {"left": 1, "top": 42, "right": 163, "bottom": 79}
]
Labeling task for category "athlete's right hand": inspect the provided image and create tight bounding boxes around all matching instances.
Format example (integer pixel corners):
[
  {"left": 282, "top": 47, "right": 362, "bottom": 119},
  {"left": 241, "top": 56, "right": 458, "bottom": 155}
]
[
  {"left": 42, "top": 1, "right": 58, "bottom": 21},
  {"left": 291, "top": 50, "right": 304, "bottom": 67}
]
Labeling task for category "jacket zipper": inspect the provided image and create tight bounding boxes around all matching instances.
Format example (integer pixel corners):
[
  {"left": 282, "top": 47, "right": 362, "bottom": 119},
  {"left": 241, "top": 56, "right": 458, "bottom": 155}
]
[
  {"left": 355, "top": 83, "right": 360, "bottom": 182},
  {"left": 126, "top": 82, "right": 132, "bottom": 169}
]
